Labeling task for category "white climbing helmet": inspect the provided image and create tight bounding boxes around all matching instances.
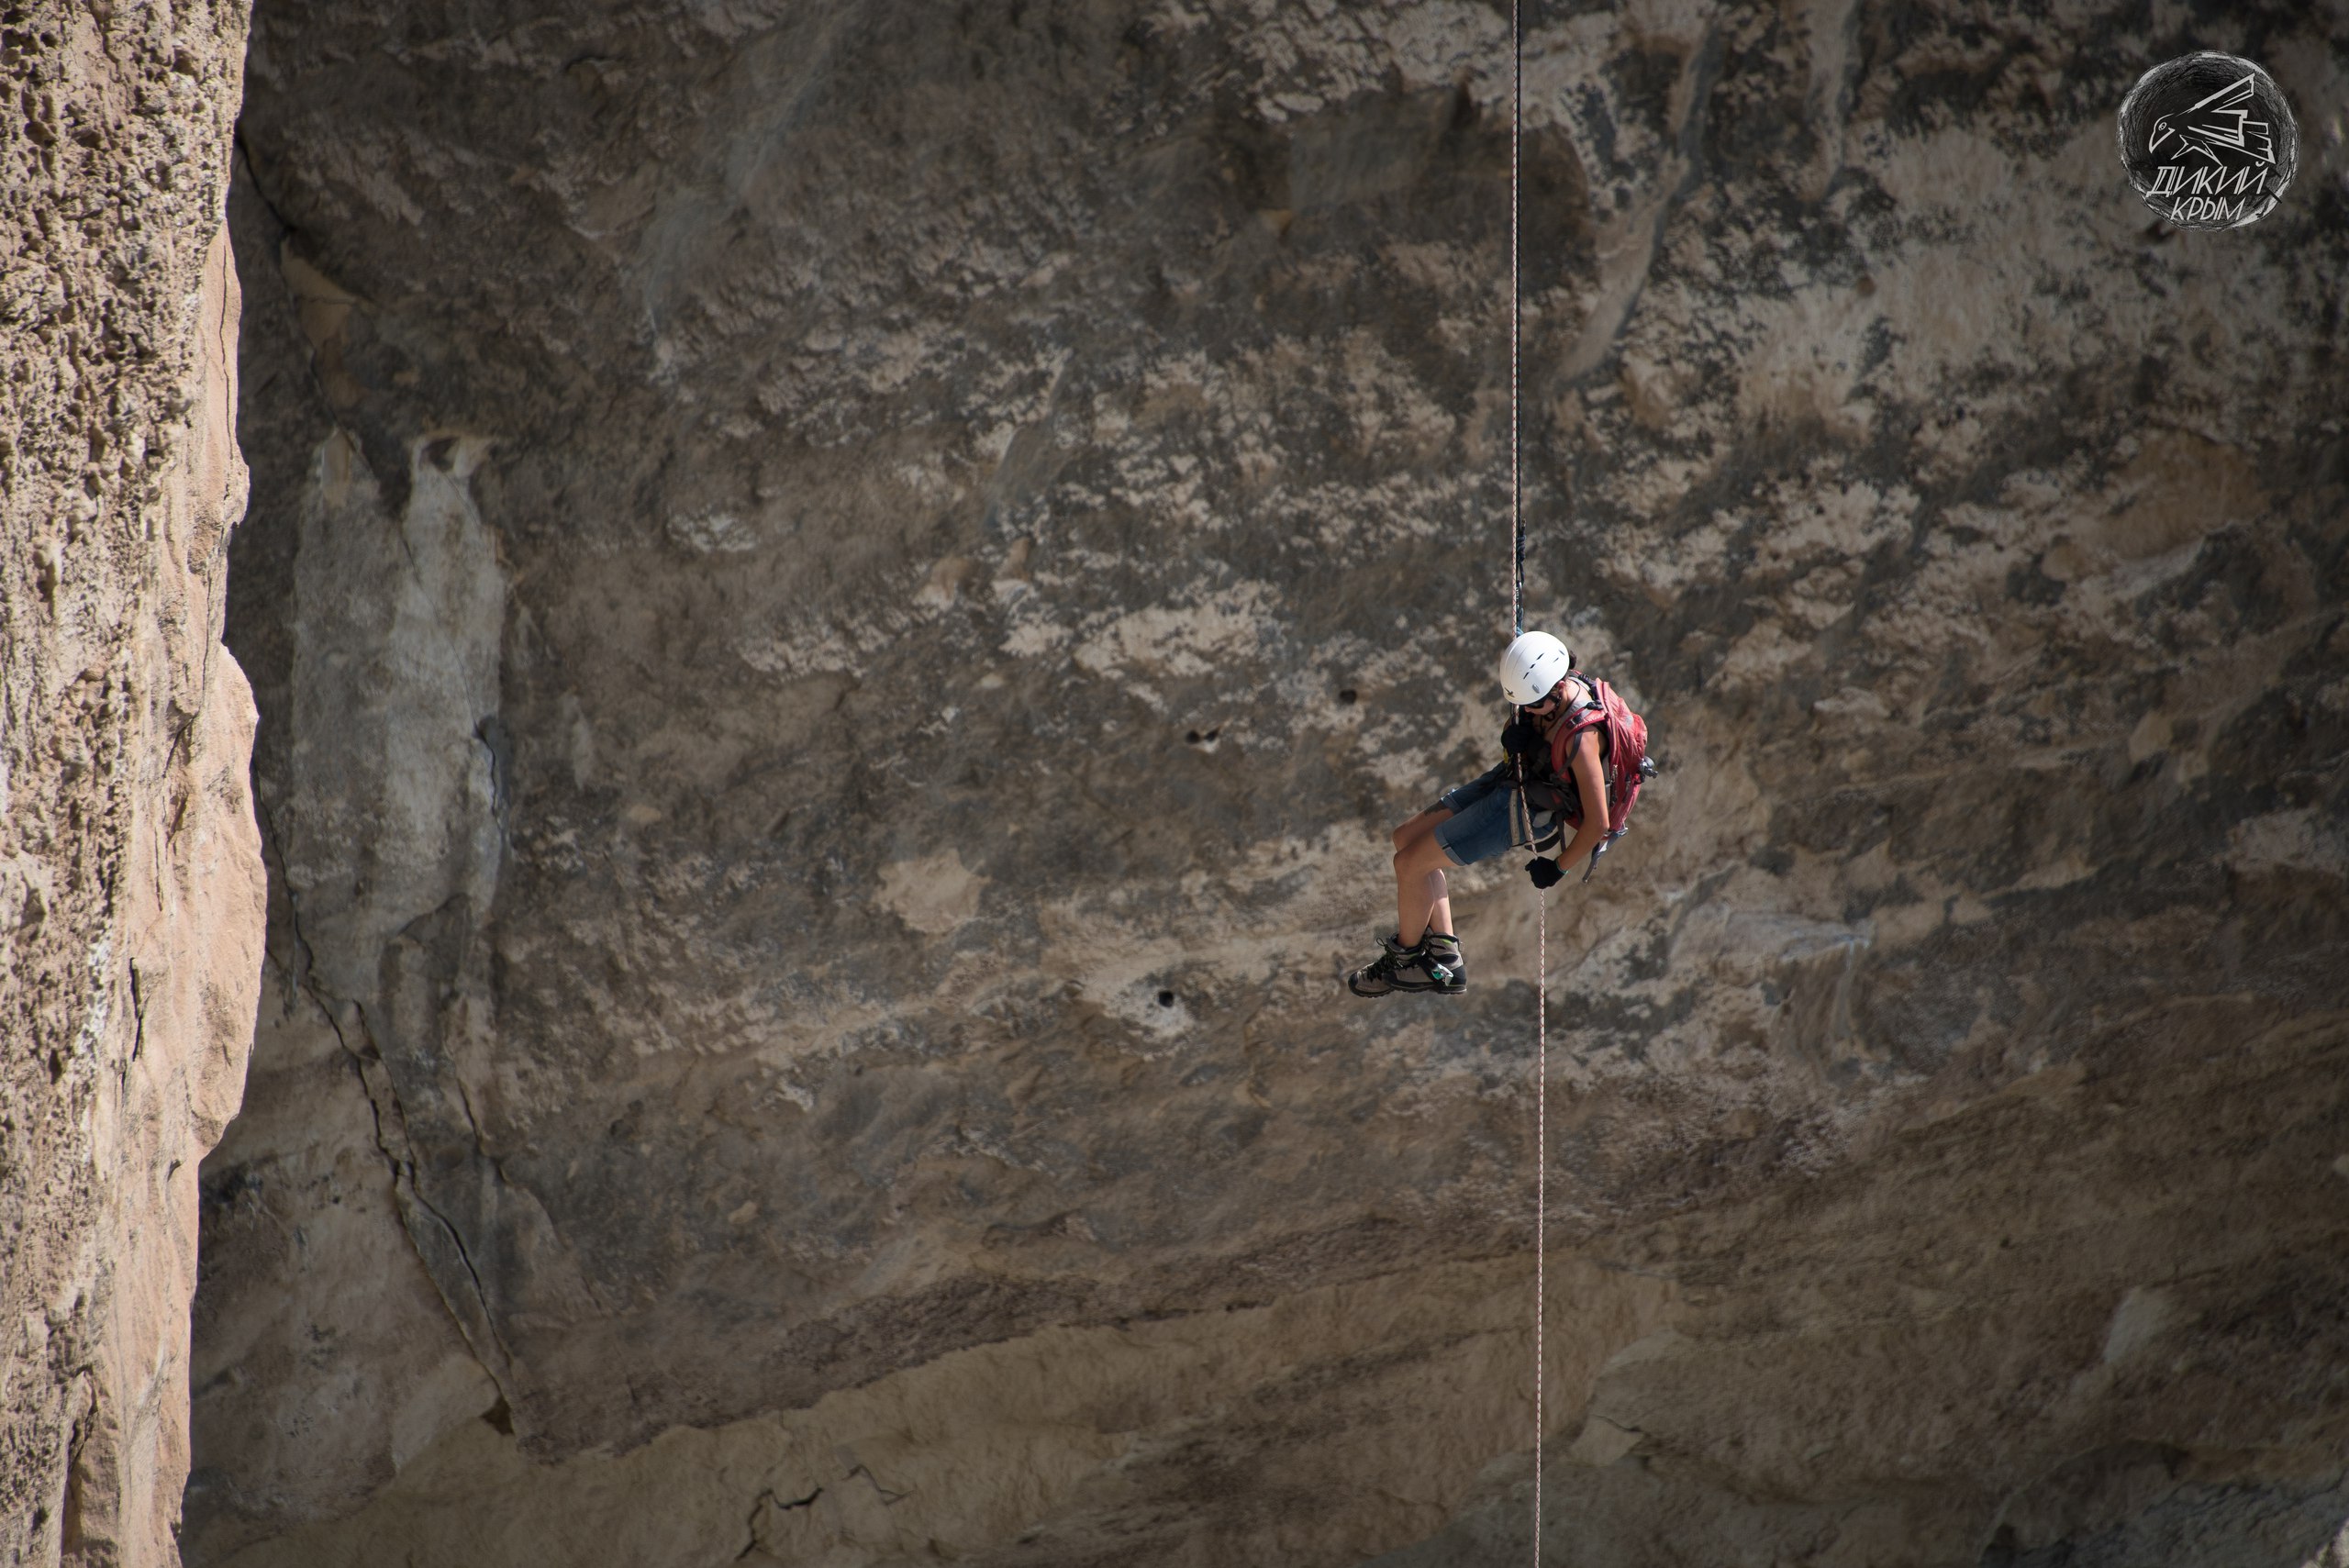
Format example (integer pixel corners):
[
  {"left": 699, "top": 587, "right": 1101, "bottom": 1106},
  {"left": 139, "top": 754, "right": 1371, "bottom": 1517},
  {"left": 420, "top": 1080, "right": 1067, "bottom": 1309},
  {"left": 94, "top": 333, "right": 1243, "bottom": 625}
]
[{"left": 1497, "top": 630, "right": 1574, "bottom": 706}]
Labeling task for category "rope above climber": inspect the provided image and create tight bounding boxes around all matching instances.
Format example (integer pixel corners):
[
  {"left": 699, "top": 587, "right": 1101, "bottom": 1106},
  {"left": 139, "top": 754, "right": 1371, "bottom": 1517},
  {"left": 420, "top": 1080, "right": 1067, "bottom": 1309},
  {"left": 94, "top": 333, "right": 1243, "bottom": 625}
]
[{"left": 1346, "top": 630, "right": 1653, "bottom": 998}]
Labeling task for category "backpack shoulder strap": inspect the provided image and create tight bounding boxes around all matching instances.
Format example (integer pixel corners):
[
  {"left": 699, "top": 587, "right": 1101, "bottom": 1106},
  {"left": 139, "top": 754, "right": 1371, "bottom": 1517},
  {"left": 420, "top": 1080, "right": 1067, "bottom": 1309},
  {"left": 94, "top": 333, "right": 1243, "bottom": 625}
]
[{"left": 1557, "top": 674, "right": 1610, "bottom": 752}]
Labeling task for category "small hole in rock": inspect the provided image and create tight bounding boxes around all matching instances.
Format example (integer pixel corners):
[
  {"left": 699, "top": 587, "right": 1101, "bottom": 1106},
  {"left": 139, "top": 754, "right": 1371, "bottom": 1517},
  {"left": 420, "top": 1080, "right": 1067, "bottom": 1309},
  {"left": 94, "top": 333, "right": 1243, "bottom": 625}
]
[
  {"left": 1156, "top": 990, "right": 1175, "bottom": 1007},
  {"left": 1185, "top": 729, "right": 1200, "bottom": 743},
  {"left": 1338, "top": 688, "right": 1357, "bottom": 704},
  {"left": 1205, "top": 728, "right": 1219, "bottom": 740}
]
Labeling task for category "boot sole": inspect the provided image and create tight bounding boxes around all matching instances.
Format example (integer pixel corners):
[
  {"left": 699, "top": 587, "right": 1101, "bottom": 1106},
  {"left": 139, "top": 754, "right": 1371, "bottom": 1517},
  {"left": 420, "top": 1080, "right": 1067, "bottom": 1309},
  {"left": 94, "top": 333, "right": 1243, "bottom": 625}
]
[{"left": 1347, "top": 976, "right": 1468, "bottom": 997}]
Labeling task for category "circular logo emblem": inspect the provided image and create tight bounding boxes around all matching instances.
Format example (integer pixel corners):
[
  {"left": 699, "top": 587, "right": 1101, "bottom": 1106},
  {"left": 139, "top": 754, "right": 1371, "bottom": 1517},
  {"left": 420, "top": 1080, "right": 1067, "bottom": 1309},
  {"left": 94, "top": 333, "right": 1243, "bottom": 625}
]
[{"left": 2118, "top": 52, "right": 2299, "bottom": 230}]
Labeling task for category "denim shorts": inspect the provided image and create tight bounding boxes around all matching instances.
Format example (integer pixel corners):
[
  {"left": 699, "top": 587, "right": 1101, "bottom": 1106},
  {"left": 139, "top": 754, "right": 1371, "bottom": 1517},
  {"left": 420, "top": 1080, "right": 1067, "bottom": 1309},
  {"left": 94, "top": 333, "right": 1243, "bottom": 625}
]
[{"left": 1433, "top": 765, "right": 1551, "bottom": 867}]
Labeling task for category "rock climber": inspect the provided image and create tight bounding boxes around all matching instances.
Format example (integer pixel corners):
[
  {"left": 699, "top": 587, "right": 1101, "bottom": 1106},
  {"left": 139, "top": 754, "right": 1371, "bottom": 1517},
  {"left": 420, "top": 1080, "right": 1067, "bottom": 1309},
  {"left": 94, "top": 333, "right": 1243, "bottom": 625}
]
[{"left": 1347, "top": 630, "right": 1611, "bottom": 997}]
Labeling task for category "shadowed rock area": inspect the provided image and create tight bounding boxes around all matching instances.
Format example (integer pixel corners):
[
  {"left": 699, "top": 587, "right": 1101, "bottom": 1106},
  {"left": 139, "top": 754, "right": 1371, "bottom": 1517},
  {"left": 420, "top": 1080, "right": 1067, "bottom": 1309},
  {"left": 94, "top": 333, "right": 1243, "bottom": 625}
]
[{"left": 191, "top": 0, "right": 2348, "bottom": 1563}]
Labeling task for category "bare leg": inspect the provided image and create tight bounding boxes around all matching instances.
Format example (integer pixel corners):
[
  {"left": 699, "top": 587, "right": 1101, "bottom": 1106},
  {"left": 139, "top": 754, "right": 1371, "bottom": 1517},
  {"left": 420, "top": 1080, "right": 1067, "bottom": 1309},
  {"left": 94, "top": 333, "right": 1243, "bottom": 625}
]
[{"left": 1391, "top": 808, "right": 1457, "bottom": 947}]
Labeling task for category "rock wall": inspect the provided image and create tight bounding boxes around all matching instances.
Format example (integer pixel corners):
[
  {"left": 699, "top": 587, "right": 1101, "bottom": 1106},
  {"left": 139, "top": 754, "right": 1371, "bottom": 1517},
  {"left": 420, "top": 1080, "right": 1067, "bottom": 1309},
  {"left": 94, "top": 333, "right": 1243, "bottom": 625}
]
[
  {"left": 194, "top": 0, "right": 2347, "bottom": 1564},
  {"left": 0, "top": 4, "right": 263, "bottom": 1565}
]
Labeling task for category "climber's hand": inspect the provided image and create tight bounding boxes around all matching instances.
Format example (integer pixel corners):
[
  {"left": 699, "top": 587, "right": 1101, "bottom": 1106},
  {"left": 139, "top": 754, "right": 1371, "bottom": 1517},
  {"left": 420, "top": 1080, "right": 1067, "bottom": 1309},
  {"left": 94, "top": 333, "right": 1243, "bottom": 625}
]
[
  {"left": 1525, "top": 857, "right": 1564, "bottom": 889},
  {"left": 1500, "top": 717, "right": 1544, "bottom": 758}
]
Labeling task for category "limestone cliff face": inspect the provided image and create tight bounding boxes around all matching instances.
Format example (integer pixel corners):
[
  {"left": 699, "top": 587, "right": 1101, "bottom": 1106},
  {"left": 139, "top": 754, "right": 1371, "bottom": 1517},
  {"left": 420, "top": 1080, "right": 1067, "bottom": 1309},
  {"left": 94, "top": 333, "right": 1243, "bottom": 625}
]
[
  {"left": 195, "top": 0, "right": 2346, "bottom": 1564},
  {"left": 1, "top": 4, "right": 263, "bottom": 1565}
]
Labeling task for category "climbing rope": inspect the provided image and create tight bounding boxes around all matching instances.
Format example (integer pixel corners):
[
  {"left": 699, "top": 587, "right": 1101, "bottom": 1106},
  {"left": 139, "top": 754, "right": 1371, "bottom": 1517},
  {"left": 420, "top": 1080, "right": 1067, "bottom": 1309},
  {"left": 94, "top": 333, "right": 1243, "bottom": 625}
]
[
  {"left": 1506, "top": 2, "right": 1549, "bottom": 1561},
  {"left": 1509, "top": 0, "right": 1525, "bottom": 645}
]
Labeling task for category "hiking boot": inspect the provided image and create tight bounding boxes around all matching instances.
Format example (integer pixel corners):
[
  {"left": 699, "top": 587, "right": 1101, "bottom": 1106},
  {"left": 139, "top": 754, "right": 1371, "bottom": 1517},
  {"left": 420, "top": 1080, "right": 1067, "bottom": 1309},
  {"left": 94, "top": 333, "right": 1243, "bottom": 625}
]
[
  {"left": 1347, "top": 933, "right": 1416, "bottom": 997},
  {"left": 1347, "top": 932, "right": 1468, "bottom": 997},
  {"left": 1417, "top": 932, "right": 1467, "bottom": 995}
]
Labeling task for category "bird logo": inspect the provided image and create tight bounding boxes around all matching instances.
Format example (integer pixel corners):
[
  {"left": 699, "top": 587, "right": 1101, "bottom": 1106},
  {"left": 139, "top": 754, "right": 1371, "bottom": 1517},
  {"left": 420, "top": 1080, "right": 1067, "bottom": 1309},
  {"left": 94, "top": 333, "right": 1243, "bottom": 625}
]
[
  {"left": 2117, "top": 52, "right": 2299, "bottom": 231},
  {"left": 2146, "top": 75, "right": 2275, "bottom": 168}
]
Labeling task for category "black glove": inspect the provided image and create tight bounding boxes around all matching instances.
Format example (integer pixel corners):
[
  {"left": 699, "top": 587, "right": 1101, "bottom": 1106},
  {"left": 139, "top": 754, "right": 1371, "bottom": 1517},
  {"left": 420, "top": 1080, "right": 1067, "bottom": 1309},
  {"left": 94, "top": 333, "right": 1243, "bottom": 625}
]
[
  {"left": 1525, "top": 856, "right": 1564, "bottom": 889},
  {"left": 1500, "top": 717, "right": 1544, "bottom": 758}
]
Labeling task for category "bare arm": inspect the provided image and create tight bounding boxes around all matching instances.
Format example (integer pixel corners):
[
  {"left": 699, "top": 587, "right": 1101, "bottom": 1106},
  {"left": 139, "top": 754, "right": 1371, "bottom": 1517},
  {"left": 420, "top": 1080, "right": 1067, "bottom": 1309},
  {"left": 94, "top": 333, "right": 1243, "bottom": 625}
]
[{"left": 1556, "top": 728, "right": 1609, "bottom": 871}]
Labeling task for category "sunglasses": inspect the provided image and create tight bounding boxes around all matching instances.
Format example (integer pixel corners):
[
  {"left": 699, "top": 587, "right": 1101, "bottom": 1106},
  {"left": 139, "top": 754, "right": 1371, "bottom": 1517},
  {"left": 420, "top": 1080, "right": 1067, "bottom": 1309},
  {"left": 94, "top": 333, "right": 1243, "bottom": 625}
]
[{"left": 1524, "top": 685, "right": 1565, "bottom": 712}]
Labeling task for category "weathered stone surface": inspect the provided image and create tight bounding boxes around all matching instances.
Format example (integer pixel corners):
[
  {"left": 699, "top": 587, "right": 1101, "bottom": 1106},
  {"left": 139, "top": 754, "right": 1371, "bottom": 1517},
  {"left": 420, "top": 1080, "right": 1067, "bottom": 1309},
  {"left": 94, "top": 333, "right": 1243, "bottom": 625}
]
[
  {"left": 0, "top": 4, "right": 263, "bottom": 1565},
  {"left": 195, "top": 0, "right": 2347, "bottom": 1562}
]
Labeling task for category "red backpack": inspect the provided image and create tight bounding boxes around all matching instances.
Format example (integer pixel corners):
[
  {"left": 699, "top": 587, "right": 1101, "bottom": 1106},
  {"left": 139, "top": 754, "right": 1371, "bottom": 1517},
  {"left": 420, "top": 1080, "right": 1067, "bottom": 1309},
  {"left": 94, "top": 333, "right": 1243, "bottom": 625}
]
[{"left": 1542, "top": 676, "right": 1655, "bottom": 880}]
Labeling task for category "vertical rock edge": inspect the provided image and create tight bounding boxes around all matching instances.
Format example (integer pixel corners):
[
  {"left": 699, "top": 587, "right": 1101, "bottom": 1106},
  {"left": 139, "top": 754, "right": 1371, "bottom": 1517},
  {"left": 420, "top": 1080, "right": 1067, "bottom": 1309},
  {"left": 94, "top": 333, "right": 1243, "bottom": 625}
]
[{"left": 1, "top": 4, "right": 264, "bottom": 1565}]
